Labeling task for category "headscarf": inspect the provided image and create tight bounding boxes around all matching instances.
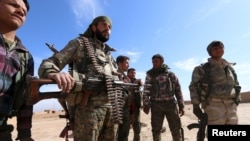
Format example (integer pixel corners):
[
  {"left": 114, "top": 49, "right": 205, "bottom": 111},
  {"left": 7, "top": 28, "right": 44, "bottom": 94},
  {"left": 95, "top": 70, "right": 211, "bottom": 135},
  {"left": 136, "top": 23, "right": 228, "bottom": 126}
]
[{"left": 81, "top": 16, "right": 112, "bottom": 38}]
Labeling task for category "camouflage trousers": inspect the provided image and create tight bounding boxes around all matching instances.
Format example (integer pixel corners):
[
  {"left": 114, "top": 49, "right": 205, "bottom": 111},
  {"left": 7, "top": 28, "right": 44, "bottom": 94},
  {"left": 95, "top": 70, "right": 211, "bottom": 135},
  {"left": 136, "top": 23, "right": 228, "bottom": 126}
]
[
  {"left": 117, "top": 99, "right": 130, "bottom": 141},
  {"left": 131, "top": 105, "right": 141, "bottom": 141},
  {"left": 205, "top": 98, "right": 238, "bottom": 125},
  {"left": 151, "top": 100, "right": 183, "bottom": 141},
  {"left": 74, "top": 104, "right": 118, "bottom": 141}
]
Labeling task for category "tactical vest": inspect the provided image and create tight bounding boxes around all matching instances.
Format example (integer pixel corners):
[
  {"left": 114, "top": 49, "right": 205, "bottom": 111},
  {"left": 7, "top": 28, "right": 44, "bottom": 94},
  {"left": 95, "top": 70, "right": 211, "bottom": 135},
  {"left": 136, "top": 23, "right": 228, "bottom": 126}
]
[
  {"left": 198, "top": 62, "right": 240, "bottom": 104},
  {"left": 149, "top": 71, "right": 175, "bottom": 98}
]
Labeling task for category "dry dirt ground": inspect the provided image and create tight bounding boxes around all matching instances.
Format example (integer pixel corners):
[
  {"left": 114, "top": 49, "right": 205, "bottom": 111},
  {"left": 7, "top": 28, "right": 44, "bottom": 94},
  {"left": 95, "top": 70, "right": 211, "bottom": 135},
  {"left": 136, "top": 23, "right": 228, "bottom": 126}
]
[{"left": 8, "top": 103, "right": 250, "bottom": 141}]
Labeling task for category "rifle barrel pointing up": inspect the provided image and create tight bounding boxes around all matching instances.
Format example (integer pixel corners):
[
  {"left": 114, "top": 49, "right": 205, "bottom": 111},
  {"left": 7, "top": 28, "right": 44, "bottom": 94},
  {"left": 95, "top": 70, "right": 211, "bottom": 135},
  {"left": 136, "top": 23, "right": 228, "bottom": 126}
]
[{"left": 46, "top": 43, "right": 59, "bottom": 53}]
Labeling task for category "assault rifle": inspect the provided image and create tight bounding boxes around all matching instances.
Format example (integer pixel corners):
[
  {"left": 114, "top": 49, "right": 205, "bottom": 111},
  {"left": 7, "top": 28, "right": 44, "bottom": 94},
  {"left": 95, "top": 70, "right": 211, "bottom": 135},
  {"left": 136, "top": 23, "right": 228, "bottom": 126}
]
[
  {"left": 27, "top": 77, "right": 66, "bottom": 105},
  {"left": 187, "top": 112, "right": 208, "bottom": 141},
  {"left": 27, "top": 76, "right": 150, "bottom": 140},
  {"left": 27, "top": 77, "right": 149, "bottom": 105}
]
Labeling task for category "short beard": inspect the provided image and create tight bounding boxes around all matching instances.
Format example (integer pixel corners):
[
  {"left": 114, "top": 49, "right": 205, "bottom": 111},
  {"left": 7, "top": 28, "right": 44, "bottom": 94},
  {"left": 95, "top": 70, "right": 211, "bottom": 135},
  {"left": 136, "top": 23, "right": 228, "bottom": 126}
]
[{"left": 95, "top": 29, "right": 109, "bottom": 42}]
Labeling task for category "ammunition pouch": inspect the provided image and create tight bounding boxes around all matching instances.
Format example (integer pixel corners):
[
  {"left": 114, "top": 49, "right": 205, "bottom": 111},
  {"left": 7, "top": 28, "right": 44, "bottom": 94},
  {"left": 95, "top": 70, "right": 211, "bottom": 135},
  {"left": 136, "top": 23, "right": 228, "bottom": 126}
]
[
  {"left": 65, "top": 92, "right": 82, "bottom": 106},
  {"left": 84, "top": 80, "right": 105, "bottom": 91}
]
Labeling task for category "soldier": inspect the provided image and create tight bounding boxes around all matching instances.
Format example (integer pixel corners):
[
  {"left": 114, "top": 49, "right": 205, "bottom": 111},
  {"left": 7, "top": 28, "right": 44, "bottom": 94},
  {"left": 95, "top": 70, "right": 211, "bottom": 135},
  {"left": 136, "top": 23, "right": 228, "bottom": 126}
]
[
  {"left": 0, "top": 0, "right": 34, "bottom": 141},
  {"left": 143, "top": 54, "right": 185, "bottom": 141},
  {"left": 116, "top": 55, "right": 133, "bottom": 141},
  {"left": 189, "top": 40, "right": 241, "bottom": 126},
  {"left": 38, "top": 16, "right": 121, "bottom": 141},
  {"left": 127, "top": 68, "right": 143, "bottom": 141}
]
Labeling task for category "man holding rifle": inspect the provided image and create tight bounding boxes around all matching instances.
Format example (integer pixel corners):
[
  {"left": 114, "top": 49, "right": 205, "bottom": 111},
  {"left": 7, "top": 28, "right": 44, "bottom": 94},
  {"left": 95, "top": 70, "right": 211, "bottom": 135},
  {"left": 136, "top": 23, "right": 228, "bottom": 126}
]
[{"left": 38, "top": 16, "right": 122, "bottom": 141}]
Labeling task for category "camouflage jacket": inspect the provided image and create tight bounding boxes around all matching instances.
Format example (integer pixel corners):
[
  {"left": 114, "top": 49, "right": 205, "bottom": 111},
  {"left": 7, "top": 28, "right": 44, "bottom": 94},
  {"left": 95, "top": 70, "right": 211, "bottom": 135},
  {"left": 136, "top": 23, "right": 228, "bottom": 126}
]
[
  {"left": 38, "top": 36, "right": 118, "bottom": 105},
  {"left": 143, "top": 66, "right": 185, "bottom": 109},
  {"left": 189, "top": 58, "right": 240, "bottom": 105}
]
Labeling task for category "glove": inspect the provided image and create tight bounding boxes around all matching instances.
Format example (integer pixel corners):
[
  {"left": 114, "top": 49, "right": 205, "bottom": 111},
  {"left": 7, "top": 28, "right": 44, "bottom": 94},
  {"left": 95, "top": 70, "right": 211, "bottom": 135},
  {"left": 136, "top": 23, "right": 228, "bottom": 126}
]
[
  {"left": 193, "top": 104, "right": 203, "bottom": 119},
  {"left": 234, "top": 96, "right": 241, "bottom": 105}
]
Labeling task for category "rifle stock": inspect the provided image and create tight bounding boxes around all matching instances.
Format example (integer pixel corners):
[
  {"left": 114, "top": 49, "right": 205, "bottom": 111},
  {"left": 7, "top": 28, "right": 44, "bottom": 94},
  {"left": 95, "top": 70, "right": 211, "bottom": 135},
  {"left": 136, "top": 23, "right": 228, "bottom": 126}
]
[
  {"left": 27, "top": 78, "right": 66, "bottom": 105},
  {"left": 187, "top": 112, "right": 208, "bottom": 141}
]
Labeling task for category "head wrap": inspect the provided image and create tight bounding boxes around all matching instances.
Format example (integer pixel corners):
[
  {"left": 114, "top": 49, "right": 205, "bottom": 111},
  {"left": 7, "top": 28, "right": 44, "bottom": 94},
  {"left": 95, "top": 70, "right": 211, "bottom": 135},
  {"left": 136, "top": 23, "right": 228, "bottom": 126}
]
[
  {"left": 81, "top": 16, "right": 112, "bottom": 38},
  {"left": 23, "top": 0, "right": 30, "bottom": 11},
  {"left": 207, "top": 40, "right": 224, "bottom": 55}
]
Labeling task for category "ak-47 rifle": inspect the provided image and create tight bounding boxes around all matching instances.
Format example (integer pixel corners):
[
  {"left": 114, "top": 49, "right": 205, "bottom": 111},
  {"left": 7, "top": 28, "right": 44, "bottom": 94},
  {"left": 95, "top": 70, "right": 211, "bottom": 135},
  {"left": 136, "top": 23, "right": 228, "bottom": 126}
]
[
  {"left": 45, "top": 42, "right": 59, "bottom": 53},
  {"left": 26, "top": 74, "right": 149, "bottom": 111},
  {"left": 187, "top": 112, "right": 208, "bottom": 141},
  {"left": 26, "top": 77, "right": 67, "bottom": 105}
]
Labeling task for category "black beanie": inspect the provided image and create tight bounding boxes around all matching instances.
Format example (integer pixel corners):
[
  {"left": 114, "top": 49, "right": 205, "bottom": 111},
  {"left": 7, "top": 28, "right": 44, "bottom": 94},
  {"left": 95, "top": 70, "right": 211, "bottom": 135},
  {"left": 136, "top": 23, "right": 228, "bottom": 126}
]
[{"left": 23, "top": 0, "right": 30, "bottom": 11}]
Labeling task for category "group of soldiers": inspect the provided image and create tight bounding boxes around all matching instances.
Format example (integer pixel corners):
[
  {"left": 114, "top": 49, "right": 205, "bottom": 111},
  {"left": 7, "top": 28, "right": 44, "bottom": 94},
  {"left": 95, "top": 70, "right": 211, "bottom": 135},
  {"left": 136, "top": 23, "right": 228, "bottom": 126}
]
[{"left": 0, "top": 0, "right": 241, "bottom": 141}]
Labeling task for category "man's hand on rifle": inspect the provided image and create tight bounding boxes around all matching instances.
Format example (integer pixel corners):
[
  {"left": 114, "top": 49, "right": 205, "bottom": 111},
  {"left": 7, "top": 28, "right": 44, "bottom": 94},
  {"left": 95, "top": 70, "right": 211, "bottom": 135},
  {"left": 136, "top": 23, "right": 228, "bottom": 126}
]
[
  {"left": 47, "top": 72, "right": 75, "bottom": 93},
  {"left": 193, "top": 104, "right": 203, "bottom": 119}
]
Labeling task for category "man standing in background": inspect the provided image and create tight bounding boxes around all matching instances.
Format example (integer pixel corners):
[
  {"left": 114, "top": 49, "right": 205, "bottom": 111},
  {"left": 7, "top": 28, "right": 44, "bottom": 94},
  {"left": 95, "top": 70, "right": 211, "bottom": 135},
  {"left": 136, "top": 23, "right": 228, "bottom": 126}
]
[
  {"left": 127, "top": 68, "right": 143, "bottom": 141},
  {"left": 189, "top": 40, "right": 241, "bottom": 132},
  {"left": 116, "top": 55, "right": 134, "bottom": 141},
  {"left": 143, "top": 54, "right": 185, "bottom": 141}
]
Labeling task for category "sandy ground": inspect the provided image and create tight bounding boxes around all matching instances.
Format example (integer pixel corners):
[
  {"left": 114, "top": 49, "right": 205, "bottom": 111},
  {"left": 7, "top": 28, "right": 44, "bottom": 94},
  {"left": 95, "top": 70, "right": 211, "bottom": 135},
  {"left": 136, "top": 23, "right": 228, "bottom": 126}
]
[{"left": 8, "top": 103, "right": 250, "bottom": 141}]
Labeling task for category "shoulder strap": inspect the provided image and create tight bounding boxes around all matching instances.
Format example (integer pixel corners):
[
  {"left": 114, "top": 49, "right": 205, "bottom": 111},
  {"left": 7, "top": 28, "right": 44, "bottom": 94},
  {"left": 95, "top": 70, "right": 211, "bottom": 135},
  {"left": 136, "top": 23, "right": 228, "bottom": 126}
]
[
  {"left": 15, "top": 51, "right": 29, "bottom": 83},
  {"left": 228, "top": 65, "right": 239, "bottom": 85},
  {"left": 167, "top": 71, "right": 173, "bottom": 93},
  {"left": 12, "top": 51, "right": 29, "bottom": 115},
  {"left": 200, "top": 62, "right": 212, "bottom": 104}
]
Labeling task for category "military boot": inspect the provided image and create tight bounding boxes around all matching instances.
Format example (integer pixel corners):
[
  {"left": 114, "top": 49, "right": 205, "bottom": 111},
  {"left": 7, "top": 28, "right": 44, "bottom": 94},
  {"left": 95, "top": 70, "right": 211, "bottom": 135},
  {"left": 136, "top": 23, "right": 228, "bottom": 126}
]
[
  {"left": 172, "top": 128, "right": 184, "bottom": 141},
  {"left": 133, "top": 134, "right": 140, "bottom": 141},
  {"left": 152, "top": 132, "right": 161, "bottom": 141},
  {"left": 0, "top": 124, "right": 14, "bottom": 141}
]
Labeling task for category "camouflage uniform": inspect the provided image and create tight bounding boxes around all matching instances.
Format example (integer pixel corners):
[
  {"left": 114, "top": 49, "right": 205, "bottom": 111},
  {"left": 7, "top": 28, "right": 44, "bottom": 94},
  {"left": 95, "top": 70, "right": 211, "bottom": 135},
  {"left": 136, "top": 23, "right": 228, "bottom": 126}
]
[
  {"left": 129, "top": 78, "right": 142, "bottom": 141},
  {"left": 117, "top": 93, "right": 130, "bottom": 141},
  {"left": 189, "top": 58, "right": 240, "bottom": 125},
  {"left": 38, "top": 16, "right": 120, "bottom": 141},
  {"left": 116, "top": 66, "right": 132, "bottom": 141},
  {"left": 143, "top": 64, "right": 185, "bottom": 141}
]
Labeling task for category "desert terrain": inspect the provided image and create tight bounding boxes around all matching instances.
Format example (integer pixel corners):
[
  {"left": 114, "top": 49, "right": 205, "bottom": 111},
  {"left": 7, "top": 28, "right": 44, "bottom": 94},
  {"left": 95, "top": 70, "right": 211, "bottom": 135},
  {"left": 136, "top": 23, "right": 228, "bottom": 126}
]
[{"left": 8, "top": 103, "right": 250, "bottom": 141}]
